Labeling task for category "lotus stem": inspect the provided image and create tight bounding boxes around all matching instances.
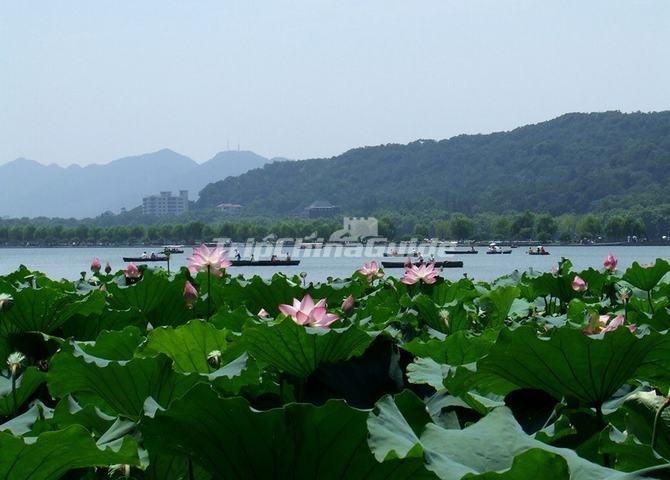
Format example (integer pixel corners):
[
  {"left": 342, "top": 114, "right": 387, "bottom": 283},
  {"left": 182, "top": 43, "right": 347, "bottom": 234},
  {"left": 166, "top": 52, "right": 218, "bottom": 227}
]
[
  {"left": 648, "top": 290, "right": 655, "bottom": 314},
  {"left": 11, "top": 374, "right": 17, "bottom": 414},
  {"left": 207, "top": 265, "right": 211, "bottom": 321},
  {"left": 595, "top": 403, "right": 611, "bottom": 467},
  {"left": 651, "top": 397, "right": 670, "bottom": 451},
  {"left": 188, "top": 457, "right": 194, "bottom": 480}
]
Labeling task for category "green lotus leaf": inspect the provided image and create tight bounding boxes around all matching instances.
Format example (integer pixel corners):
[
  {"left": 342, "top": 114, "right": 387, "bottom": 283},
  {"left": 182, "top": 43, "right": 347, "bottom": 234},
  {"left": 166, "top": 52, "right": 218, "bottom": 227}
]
[
  {"left": 244, "top": 318, "right": 374, "bottom": 378},
  {"left": 462, "top": 448, "right": 570, "bottom": 479},
  {"left": 623, "top": 259, "right": 670, "bottom": 292},
  {"left": 138, "top": 320, "right": 231, "bottom": 373},
  {"left": 48, "top": 346, "right": 200, "bottom": 419},
  {"left": 0, "top": 287, "right": 105, "bottom": 337},
  {"left": 105, "top": 269, "right": 193, "bottom": 327},
  {"left": 477, "top": 326, "right": 670, "bottom": 406},
  {"left": 0, "top": 424, "right": 140, "bottom": 480},
  {"left": 142, "top": 383, "right": 435, "bottom": 479},
  {"left": 368, "top": 394, "right": 629, "bottom": 479},
  {"left": 77, "top": 326, "right": 144, "bottom": 361},
  {"left": 0, "top": 366, "right": 46, "bottom": 416}
]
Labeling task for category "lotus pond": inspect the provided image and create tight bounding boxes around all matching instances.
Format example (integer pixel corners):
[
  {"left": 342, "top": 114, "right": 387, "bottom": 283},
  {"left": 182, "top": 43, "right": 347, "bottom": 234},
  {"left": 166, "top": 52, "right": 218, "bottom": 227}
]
[{"left": 1, "top": 257, "right": 670, "bottom": 478}]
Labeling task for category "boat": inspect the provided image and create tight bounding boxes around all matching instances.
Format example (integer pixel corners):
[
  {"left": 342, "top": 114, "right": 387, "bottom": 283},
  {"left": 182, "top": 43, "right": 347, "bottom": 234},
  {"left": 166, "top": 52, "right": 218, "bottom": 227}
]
[
  {"left": 381, "top": 260, "right": 463, "bottom": 268},
  {"left": 299, "top": 243, "right": 323, "bottom": 249},
  {"left": 486, "top": 242, "right": 512, "bottom": 255},
  {"left": 162, "top": 245, "right": 184, "bottom": 254},
  {"left": 528, "top": 251, "right": 550, "bottom": 255},
  {"left": 230, "top": 260, "right": 301, "bottom": 267},
  {"left": 383, "top": 252, "right": 419, "bottom": 257},
  {"left": 444, "top": 249, "right": 478, "bottom": 254},
  {"left": 123, "top": 256, "right": 169, "bottom": 262}
]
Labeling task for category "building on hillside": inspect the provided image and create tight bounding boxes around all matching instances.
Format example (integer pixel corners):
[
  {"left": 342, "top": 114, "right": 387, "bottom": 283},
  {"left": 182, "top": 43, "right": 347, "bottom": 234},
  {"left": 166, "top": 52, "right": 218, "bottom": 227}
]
[
  {"left": 142, "top": 190, "right": 189, "bottom": 216},
  {"left": 215, "top": 203, "right": 244, "bottom": 215},
  {"left": 306, "top": 200, "right": 340, "bottom": 218}
]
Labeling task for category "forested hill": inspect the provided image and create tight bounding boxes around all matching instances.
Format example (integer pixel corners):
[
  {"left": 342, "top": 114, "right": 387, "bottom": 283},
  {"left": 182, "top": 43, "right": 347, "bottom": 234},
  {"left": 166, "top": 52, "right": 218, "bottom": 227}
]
[{"left": 196, "top": 111, "right": 670, "bottom": 216}]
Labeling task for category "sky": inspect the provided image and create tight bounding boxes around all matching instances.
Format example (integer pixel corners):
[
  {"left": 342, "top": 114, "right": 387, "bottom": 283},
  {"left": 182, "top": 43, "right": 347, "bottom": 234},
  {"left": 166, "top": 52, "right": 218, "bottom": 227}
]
[{"left": 1, "top": 0, "right": 669, "bottom": 166}]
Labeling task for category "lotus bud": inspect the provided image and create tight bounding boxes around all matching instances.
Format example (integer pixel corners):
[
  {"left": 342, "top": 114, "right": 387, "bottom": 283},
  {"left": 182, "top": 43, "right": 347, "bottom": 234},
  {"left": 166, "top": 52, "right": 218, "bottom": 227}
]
[
  {"left": 619, "top": 287, "right": 631, "bottom": 305},
  {"left": 258, "top": 308, "right": 269, "bottom": 318},
  {"left": 80, "top": 271, "right": 86, "bottom": 281},
  {"left": 125, "top": 263, "right": 140, "bottom": 278},
  {"left": 7, "top": 351, "right": 25, "bottom": 377},
  {"left": 341, "top": 295, "right": 354, "bottom": 314},
  {"left": 0, "top": 293, "right": 13, "bottom": 312},
  {"left": 99, "top": 283, "right": 108, "bottom": 293},
  {"left": 104, "top": 262, "right": 112, "bottom": 274},
  {"left": 91, "top": 257, "right": 101, "bottom": 273},
  {"left": 439, "top": 309, "right": 450, "bottom": 328},
  {"left": 571, "top": 275, "right": 587, "bottom": 292},
  {"left": 603, "top": 254, "right": 618, "bottom": 271},
  {"left": 207, "top": 349, "right": 222, "bottom": 369},
  {"left": 183, "top": 281, "right": 198, "bottom": 309}
]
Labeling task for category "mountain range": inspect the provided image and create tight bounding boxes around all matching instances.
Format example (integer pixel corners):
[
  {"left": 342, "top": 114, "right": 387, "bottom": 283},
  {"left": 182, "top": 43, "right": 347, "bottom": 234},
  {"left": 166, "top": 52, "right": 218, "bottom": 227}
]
[
  {"left": 0, "top": 150, "right": 270, "bottom": 218},
  {"left": 196, "top": 111, "right": 670, "bottom": 216}
]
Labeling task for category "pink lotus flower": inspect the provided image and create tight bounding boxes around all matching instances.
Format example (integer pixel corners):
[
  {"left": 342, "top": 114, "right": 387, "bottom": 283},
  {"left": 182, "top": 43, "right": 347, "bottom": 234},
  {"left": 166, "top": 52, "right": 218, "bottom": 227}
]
[
  {"left": 90, "top": 257, "right": 101, "bottom": 273},
  {"left": 358, "top": 261, "right": 383, "bottom": 282},
  {"left": 258, "top": 308, "right": 269, "bottom": 318},
  {"left": 183, "top": 281, "right": 198, "bottom": 309},
  {"left": 584, "top": 314, "right": 636, "bottom": 335},
  {"left": 604, "top": 254, "right": 618, "bottom": 271},
  {"left": 401, "top": 262, "right": 440, "bottom": 285},
  {"left": 187, "top": 244, "right": 232, "bottom": 277},
  {"left": 571, "top": 275, "right": 587, "bottom": 292},
  {"left": 125, "top": 263, "right": 140, "bottom": 278},
  {"left": 278, "top": 294, "right": 340, "bottom": 328},
  {"left": 341, "top": 294, "right": 355, "bottom": 314}
]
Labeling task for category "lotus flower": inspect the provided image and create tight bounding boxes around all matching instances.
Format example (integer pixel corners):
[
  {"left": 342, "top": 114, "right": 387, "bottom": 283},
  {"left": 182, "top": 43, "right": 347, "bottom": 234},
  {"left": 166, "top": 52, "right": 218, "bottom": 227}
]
[
  {"left": 604, "top": 254, "right": 618, "bottom": 271},
  {"left": 125, "top": 263, "right": 140, "bottom": 278},
  {"left": 584, "top": 314, "right": 636, "bottom": 335},
  {"left": 258, "top": 308, "right": 269, "bottom": 318},
  {"left": 358, "top": 261, "right": 383, "bottom": 282},
  {"left": 183, "top": 281, "right": 198, "bottom": 309},
  {"left": 571, "top": 275, "right": 587, "bottom": 292},
  {"left": 90, "top": 257, "right": 101, "bottom": 273},
  {"left": 341, "top": 294, "right": 354, "bottom": 314},
  {"left": 104, "top": 262, "right": 112, "bottom": 274},
  {"left": 401, "top": 262, "right": 440, "bottom": 285},
  {"left": 7, "top": 351, "right": 25, "bottom": 377},
  {"left": 187, "top": 244, "right": 231, "bottom": 277},
  {"left": 0, "top": 293, "right": 13, "bottom": 312},
  {"left": 278, "top": 294, "right": 339, "bottom": 328}
]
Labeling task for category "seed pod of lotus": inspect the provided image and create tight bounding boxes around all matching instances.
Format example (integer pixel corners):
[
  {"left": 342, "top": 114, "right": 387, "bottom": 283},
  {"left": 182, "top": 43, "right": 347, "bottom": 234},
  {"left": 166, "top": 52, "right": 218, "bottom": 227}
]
[
  {"left": 104, "top": 262, "right": 112, "bottom": 274},
  {"left": 207, "top": 349, "right": 222, "bottom": 369},
  {"left": 7, "top": 351, "right": 25, "bottom": 377}
]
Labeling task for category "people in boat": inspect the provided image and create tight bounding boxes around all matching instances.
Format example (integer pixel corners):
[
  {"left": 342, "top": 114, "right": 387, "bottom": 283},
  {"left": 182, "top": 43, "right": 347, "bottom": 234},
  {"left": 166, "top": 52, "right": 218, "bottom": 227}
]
[
  {"left": 429, "top": 253, "right": 435, "bottom": 263},
  {"left": 250, "top": 254, "right": 255, "bottom": 262},
  {"left": 141, "top": 251, "right": 148, "bottom": 259},
  {"left": 150, "top": 252, "right": 156, "bottom": 259},
  {"left": 286, "top": 253, "right": 291, "bottom": 261},
  {"left": 540, "top": 246, "right": 546, "bottom": 253},
  {"left": 470, "top": 246, "right": 476, "bottom": 252},
  {"left": 270, "top": 254, "right": 278, "bottom": 262}
]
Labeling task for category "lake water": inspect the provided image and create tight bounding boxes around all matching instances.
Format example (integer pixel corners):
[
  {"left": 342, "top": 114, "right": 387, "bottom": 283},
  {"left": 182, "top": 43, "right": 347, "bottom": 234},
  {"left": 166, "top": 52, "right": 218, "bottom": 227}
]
[{"left": 0, "top": 245, "right": 668, "bottom": 283}]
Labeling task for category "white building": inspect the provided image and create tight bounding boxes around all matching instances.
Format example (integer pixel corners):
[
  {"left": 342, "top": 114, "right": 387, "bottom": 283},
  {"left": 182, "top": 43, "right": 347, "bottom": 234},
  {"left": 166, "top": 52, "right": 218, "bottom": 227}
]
[{"left": 142, "top": 190, "right": 189, "bottom": 216}]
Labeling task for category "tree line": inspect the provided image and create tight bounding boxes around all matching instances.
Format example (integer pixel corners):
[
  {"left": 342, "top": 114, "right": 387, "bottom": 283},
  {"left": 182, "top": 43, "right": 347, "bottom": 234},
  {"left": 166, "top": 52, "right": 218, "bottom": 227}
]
[{"left": 0, "top": 207, "right": 663, "bottom": 246}]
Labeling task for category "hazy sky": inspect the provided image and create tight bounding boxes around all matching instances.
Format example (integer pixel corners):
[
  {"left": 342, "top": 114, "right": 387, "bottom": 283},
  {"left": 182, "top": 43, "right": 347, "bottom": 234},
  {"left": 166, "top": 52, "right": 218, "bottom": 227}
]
[{"left": 1, "top": 1, "right": 669, "bottom": 166}]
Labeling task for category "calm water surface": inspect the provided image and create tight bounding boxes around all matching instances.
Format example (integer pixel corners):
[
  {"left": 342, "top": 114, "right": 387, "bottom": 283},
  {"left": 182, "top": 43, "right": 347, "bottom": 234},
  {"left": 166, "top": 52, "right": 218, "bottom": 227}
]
[{"left": 0, "top": 245, "right": 668, "bottom": 283}]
